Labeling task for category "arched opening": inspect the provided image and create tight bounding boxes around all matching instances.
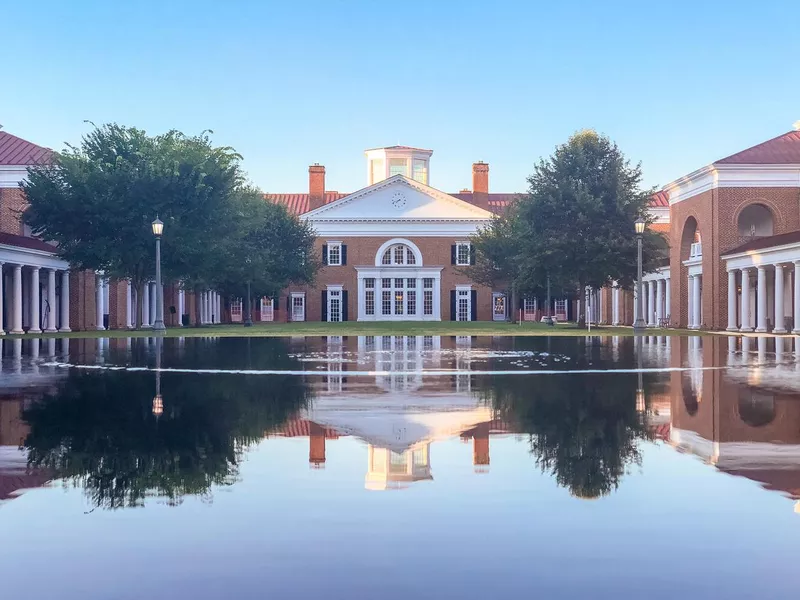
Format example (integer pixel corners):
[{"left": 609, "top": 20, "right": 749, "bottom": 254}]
[
  {"left": 681, "top": 372, "right": 700, "bottom": 416},
  {"left": 737, "top": 388, "right": 775, "bottom": 427},
  {"left": 680, "top": 217, "right": 701, "bottom": 261},
  {"left": 737, "top": 203, "right": 774, "bottom": 240}
]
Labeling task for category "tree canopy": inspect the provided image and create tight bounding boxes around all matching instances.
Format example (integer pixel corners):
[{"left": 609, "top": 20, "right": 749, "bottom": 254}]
[
  {"left": 471, "top": 130, "right": 667, "bottom": 324},
  {"left": 22, "top": 123, "right": 317, "bottom": 327}
]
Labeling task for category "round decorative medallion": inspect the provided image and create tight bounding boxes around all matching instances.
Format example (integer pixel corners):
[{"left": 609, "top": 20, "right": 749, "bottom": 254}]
[{"left": 391, "top": 191, "right": 407, "bottom": 209}]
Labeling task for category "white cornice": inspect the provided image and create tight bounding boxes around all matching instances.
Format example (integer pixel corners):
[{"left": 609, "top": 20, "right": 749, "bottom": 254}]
[
  {"left": 664, "top": 163, "right": 800, "bottom": 205},
  {"left": 0, "top": 244, "right": 69, "bottom": 270},
  {"left": 309, "top": 221, "right": 486, "bottom": 237},
  {"left": 301, "top": 175, "right": 495, "bottom": 221},
  {"left": 0, "top": 165, "right": 28, "bottom": 188}
]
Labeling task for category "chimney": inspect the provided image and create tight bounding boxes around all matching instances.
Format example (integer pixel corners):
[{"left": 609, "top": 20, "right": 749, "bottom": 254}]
[
  {"left": 309, "top": 422, "right": 326, "bottom": 467},
  {"left": 472, "top": 161, "right": 489, "bottom": 211},
  {"left": 308, "top": 164, "right": 326, "bottom": 212}
]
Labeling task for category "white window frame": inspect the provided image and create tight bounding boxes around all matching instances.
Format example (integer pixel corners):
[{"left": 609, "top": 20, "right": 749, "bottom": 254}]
[
  {"left": 455, "top": 242, "right": 472, "bottom": 266},
  {"left": 456, "top": 285, "right": 472, "bottom": 322},
  {"left": 327, "top": 285, "right": 343, "bottom": 322},
  {"left": 230, "top": 298, "right": 243, "bottom": 322},
  {"left": 260, "top": 297, "right": 274, "bottom": 322},
  {"left": 327, "top": 241, "right": 342, "bottom": 266},
  {"left": 356, "top": 268, "right": 442, "bottom": 321}
]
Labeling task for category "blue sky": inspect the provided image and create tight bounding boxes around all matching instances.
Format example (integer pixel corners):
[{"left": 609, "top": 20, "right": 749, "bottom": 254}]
[{"left": 4, "top": 1, "right": 799, "bottom": 194}]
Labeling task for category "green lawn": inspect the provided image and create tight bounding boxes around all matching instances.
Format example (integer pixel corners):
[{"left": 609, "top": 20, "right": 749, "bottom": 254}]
[{"left": 3, "top": 321, "right": 701, "bottom": 339}]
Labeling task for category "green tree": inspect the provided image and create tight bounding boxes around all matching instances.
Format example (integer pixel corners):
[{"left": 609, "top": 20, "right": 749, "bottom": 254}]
[
  {"left": 471, "top": 130, "right": 666, "bottom": 326},
  {"left": 22, "top": 124, "right": 244, "bottom": 328}
]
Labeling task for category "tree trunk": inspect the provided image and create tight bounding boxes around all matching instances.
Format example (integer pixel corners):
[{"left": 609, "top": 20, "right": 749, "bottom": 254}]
[
  {"left": 577, "top": 282, "right": 587, "bottom": 328},
  {"left": 510, "top": 281, "right": 519, "bottom": 324}
]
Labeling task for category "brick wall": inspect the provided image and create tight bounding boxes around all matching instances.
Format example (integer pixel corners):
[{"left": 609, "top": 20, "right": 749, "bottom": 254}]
[
  {"left": 69, "top": 270, "right": 98, "bottom": 331},
  {"left": 0, "top": 188, "right": 26, "bottom": 235},
  {"left": 281, "top": 237, "right": 496, "bottom": 321},
  {"left": 670, "top": 187, "right": 800, "bottom": 330}
]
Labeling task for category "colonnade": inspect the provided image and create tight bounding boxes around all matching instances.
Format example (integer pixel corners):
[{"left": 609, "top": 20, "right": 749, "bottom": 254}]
[
  {"left": 0, "top": 263, "right": 70, "bottom": 335},
  {"left": 726, "top": 261, "right": 800, "bottom": 334}
]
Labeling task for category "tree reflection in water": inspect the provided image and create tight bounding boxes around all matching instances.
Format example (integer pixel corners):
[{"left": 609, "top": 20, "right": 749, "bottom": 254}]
[
  {"left": 22, "top": 338, "right": 311, "bottom": 510},
  {"left": 483, "top": 369, "right": 651, "bottom": 499}
]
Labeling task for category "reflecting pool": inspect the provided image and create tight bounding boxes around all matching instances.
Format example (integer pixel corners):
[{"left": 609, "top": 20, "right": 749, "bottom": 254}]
[{"left": 1, "top": 335, "right": 799, "bottom": 599}]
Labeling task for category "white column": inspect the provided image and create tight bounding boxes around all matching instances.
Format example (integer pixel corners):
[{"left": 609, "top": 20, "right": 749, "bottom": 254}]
[
  {"left": 11, "top": 265, "right": 23, "bottom": 334},
  {"left": 755, "top": 265, "right": 768, "bottom": 332},
  {"left": 206, "top": 291, "right": 212, "bottom": 324},
  {"left": 0, "top": 263, "right": 4, "bottom": 335},
  {"left": 178, "top": 288, "right": 185, "bottom": 326},
  {"left": 29, "top": 267, "right": 42, "bottom": 333},
  {"left": 126, "top": 281, "right": 133, "bottom": 328},
  {"left": 727, "top": 269, "right": 738, "bottom": 331},
  {"left": 647, "top": 281, "right": 655, "bottom": 327},
  {"left": 95, "top": 274, "right": 105, "bottom": 330},
  {"left": 741, "top": 269, "right": 752, "bottom": 332},
  {"left": 45, "top": 269, "right": 57, "bottom": 332},
  {"left": 60, "top": 271, "right": 71, "bottom": 332},
  {"left": 149, "top": 282, "right": 157, "bottom": 326},
  {"left": 774, "top": 264, "right": 786, "bottom": 334},
  {"left": 142, "top": 282, "right": 151, "bottom": 328},
  {"left": 611, "top": 284, "right": 618, "bottom": 326},
  {"left": 656, "top": 279, "right": 664, "bottom": 324},
  {"left": 665, "top": 277, "right": 671, "bottom": 323},
  {"left": 217, "top": 293, "right": 222, "bottom": 323},
  {"left": 692, "top": 274, "right": 702, "bottom": 329},
  {"left": 687, "top": 274, "right": 693, "bottom": 328},
  {"left": 211, "top": 291, "right": 217, "bottom": 323},
  {"left": 794, "top": 261, "right": 800, "bottom": 334},
  {"left": 200, "top": 291, "right": 207, "bottom": 324}
]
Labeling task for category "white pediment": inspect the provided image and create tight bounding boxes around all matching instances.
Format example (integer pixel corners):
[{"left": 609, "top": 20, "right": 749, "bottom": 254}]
[{"left": 302, "top": 175, "right": 494, "bottom": 222}]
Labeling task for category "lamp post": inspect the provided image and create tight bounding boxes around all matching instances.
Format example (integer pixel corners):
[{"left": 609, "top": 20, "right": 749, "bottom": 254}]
[
  {"left": 152, "top": 335, "right": 164, "bottom": 417},
  {"left": 244, "top": 257, "right": 253, "bottom": 327},
  {"left": 544, "top": 273, "right": 554, "bottom": 326},
  {"left": 633, "top": 216, "right": 646, "bottom": 333},
  {"left": 151, "top": 217, "right": 166, "bottom": 333}
]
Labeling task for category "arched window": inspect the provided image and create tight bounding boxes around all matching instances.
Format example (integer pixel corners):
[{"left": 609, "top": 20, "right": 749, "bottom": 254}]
[
  {"left": 737, "top": 204, "right": 774, "bottom": 238},
  {"left": 381, "top": 244, "right": 417, "bottom": 265},
  {"left": 737, "top": 389, "right": 775, "bottom": 427}
]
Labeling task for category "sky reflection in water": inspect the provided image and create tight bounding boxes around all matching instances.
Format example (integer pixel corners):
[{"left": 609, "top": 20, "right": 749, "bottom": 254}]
[{"left": 0, "top": 334, "right": 799, "bottom": 599}]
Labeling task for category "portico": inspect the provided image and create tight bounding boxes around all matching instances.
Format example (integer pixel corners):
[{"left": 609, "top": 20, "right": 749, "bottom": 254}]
[
  {"left": 722, "top": 234, "right": 800, "bottom": 335},
  {"left": 640, "top": 266, "right": 671, "bottom": 327},
  {"left": 0, "top": 238, "right": 70, "bottom": 335}
]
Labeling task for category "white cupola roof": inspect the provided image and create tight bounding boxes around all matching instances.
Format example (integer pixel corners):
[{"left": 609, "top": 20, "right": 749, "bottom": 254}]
[{"left": 364, "top": 145, "right": 433, "bottom": 186}]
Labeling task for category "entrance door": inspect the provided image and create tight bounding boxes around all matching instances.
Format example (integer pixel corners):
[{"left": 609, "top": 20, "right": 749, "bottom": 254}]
[
  {"left": 456, "top": 289, "right": 471, "bottom": 321},
  {"left": 328, "top": 289, "right": 342, "bottom": 322},
  {"left": 492, "top": 292, "right": 506, "bottom": 321},
  {"left": 291, "top": 294, "right": 306, "bottom": 322}
]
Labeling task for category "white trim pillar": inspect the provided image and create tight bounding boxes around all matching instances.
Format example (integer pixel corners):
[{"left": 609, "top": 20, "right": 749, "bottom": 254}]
[
  {"left": 727, "top": 269, "right": 738, "bottom": 331},
  {"left": 95, "top": 274, "right": 105, "bottom": 331},
  {"left": 45, "top": 269, "right": 58, "bottom": 332},
  {"left": 687, "top": 274, "right": 693, "bottom": 328},
  {"left": 178, "top": 288, "right": 185, "bottom": 326},
  {"left": 200, "top": 291, "right": 207, "bottom": 324},
  {"left": 11, "top": 265, "right": 23, "bottom": 334},
  {"left": 665, "top": 277, "right": 671, "bottom": 324},
  {"left": 217, "top": 293, "right": 222, "bottom": 323},
  {"left": 647, "top": 281, "right": 655, "bottom": 327},
  {"left": 29, "top": 267, "right": 42, "bottom": 333},
  {"left": 656, "top": 279, "right": 664, "bottom": 324},
  {"left": 126, "top": 281, "right": 133, "bottom": 329},
  {"left": 691, "top": 274, "right": 702, "bottom": 329},
  {"left": 150, "top": 282, "right": 157, "bottom": 327},
  {"left": 612, "top": 283, "right": 620, "bottom": 326},
  {"left": 756, "top": 265, "right": 768, "bottom": 333},
  {"left": 60, "top": 271, "right": 71, "bottom": 332},
  {"left": 0, "top": 262, "right": 4, "bottom": 335},
  {"left": 774, "top": 264, "right": 786, "bottom": 334},
  {"left": 142, "top": 283, "right": 151, "bottom": 328},
  {"left": 741, "top": 268, "right": 752, "bottom": 332},
  {"left": 793, "top": 260, "right": 800, "bottom": 335}
]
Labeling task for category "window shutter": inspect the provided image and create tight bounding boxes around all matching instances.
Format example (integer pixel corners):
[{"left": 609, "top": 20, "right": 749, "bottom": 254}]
[
  {"left": 341, "top": 244, "right": 347, "bottom": 265},
  {"left": 322, "top": 245, "right": 328, "bottom": 265},
  {"left": 470, "top": 290, "right": 477, "bottom": 322},
  {"left": 321, "top": 291, "right": 328, "bottom": 322},
  {"left": 519, "top": 297, "right": 524, "bottom": 310},
  {"left": 342, "top": 290, "right": 349, "bottom": 321},
  {"left": 451, "top": 245, "right": 456, "bottom": 265},
  {"left": 450, "top": 290, "right": 456, "bottom": 321},
  {"left": 470, "top": 245, "right": 476, "bottom": 265},
  {"left": 272, "top": 297, "right": 278, "bottom": 310},
  {"left": 304, "top": 297, "right": 307, "bottom": 322},
  {"left": 286, "top": 296, "right": 290, "bottom": 312}
]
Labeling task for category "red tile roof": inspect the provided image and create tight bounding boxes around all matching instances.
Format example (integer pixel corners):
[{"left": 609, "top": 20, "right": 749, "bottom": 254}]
[
  {"left": 451, "top": 192, "right": 519, "bottom": 215},
  {"left": 715, "top": 130, "right": 800, "bottom": 165},
  {"left": 649, "top": 190, "right": 669, "bottom": 207},
  {"left": 267, "top": 192, "right": 348, "bottom": 215},
  {"left": 0, "top": 131, "right": 52, "bottom": 166},
  {"left": 723, "top": 229, "right": 800, "bottom": 255},
  {"left": 0, "top": 232, "right": 58, "bottom": 253}
]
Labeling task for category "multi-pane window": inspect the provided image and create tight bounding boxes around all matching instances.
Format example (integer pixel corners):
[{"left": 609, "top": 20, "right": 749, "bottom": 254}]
[
  {"left": 231, "top": 298, "right": 243, "bottom": 321},
  {"left": 406, "top": 278, "right": 416, "bottom": 315},
  {"left": 457, "top": 289, "right": 471, "bottom": 321},
  {"left": 381, "top": 244, "right": 417, "bottom": 265},
  {"left": 423, "top": 278, "right": 434, "bottom": 316},
  {"left": 327, "top": 242, "right": 341, "bottom": 266},
  {"left": 260, "top": 297, "right": 274, "bottom": 322},
  {"left": 412, "top": 159, "right": 428, "bottom": 184},
  {"left": 389, "top": 158, "right": 408, "bottom": 178},
  {"left": 328, "top": 289, "right": 342, "bottom": 322},
  {"left": 365, "top": 278, "right": 375, "bottom": 316},
  {"left": 523, "top": 298, "right": 536, "bottom": 321},
  {"left": 456, "top": 242, "right": 472, "bottom": 266},
  {"left": 382, "top": 278, "right": 392, "bottom": 316}
]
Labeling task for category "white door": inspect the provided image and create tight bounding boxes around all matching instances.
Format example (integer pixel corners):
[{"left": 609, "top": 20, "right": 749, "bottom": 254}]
[
  {"left": 456, "top": 289, "right": 471, "bottom": 321},
  {"left": 328, "top": 289, "right": 342, "bottom": 322},
  {"left": 492, "top": 292, "right": 506, "bottom": 321},
  {"left": 291, "top": 294, "right": 305, "bottom": 322},
  {"left": 260, "top": 297, "right": 274, "bottom": 322}
]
